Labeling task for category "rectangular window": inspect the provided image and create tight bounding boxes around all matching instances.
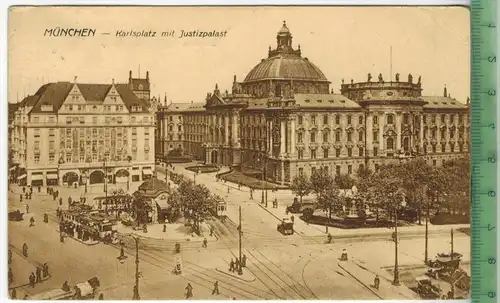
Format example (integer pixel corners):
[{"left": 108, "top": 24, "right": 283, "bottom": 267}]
[
  {"left": 34, "top": 154, "right": 40, "bottom": 164},
  {"left": 441, "top": 114, "right": 446, "bottom": 123},
  {"left": 298, "top": 150, "right": 303, "bottom": 159},
  {"left": 298, "top": 115, "right": 303, "bottom": 125},
  {"left": 66, "top": 117, "right": 72, "bottom": 124},
  {"left": 93, "top": 116, "right": 98, "bottom": 124},
  {"left": 359, "top": 147, "right": 364, "bottom": 156},
  {"left": 117, "top": 117, "right": 123, "bottom": 124},
  {"left": 34, "top": 129, "right": 40, "bottom": 138},
  {"left": 178, "top": 125, "right": 182, "bottom": 132},
  {"left": 373, "top": 116, "right": 378, "bottom": 125},
  {"left": 335, "top": 131, "right": 341, "bottom": 142},
  {"left": 298, "top": 132, "right": 303, "bottom": 143},
  {"left": 375, "top": 164, "right": 380, "bottom": 171},
  {"left": 433, "top": 160, "right": 437, "bottom": 166},
  {"left": 310, "top": 132, "right": 316, "bottom": 143},
  {"left": 178, "top": 134, "right": 182, "bottom": 140},
  {"left": 358, "top": 116, "right": 363, "bottom": 124},
  {"left": 323, "top": 132, "right": 328, "bottom": 142},
  {"left": 403, "top": 114, "right": 409, "bottom": 124},
  {"left": 33, "top": 116, "right": 40, "bottom": 123},
  {"left": 298, "top": 167, "right": 304, "bottom": 175},
  {"left": 335, "top": 115, "right": 340, "bottom": 124},
  {"left": 335, "top": 148, "right": 341, "bottom": 157},
  {"left": 34, "top": 140, "right": 40, "bottom": 150},
  {"left": 347, "top": 132, "right": 352, "bottom": 142},
  {"left": 79, "top": 116, "right": 85, "bottom": 124},
  {"left": 373, "top": 131, "right": 379, "bottom": 141},
  {"left": 441, "top": 145, "right": 445, "bottom": 153},
  {"left": 347, "top": 115, "right": 352, "bottom": 124},
  {"left": 49, "top": 129, "right": 55, "bottom": 137},
  {"left": 323, "top": 149, "right": 328, "bottom": 158},
  {"left": 348, "top": 165, "right": 352, "bottom": 175},
  {"left": 311, "top": 149, "right": 316, "bottom": 159},
  {"left": 145, "top": 128, "right": 150, "bottom": 136},
  {"left": 358, "top": 131, "right": 363, "bottom": 141},
  {"left": 359, "top": 164, "right": 365, "bottom": 172},
  {"left": 49, "top": 154, "right": 55, "bottom": 163},
  {"left": 323, "top": 115, "right": 328, "bottom": 125},
  {"left": 431, "top": 115, "right": 436, "bottom": 124},
  {"left": 347, "top": 148, "right": 352, "bottom": 157},
  {"left": 373, "top": 147, "right": 378, "bottom": 156},
  {"left": 311, "top": 115, "right": 316, "bottom": 125},
  {"left": 432, "top": 145, "right": 437, "bottom": 153},
  {"left": 132, "top": 128, "right": 137, "bottom": 135},
  {"left": 49, "top": 140, "right": 55, "bottom": 150},
  {"left": 336, "top": 165, "right": 341, "bottom": 176}
]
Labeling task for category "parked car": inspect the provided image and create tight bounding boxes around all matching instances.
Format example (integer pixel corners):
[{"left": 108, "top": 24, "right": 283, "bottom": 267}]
[{"left": 277, "top": 217, "right": 294, "bottom": 235}]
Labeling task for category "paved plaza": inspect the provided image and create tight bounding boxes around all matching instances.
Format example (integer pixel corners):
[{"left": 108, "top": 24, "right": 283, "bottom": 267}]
[{"left": 7, "top": 162, "right": 470, "bottom": 300}]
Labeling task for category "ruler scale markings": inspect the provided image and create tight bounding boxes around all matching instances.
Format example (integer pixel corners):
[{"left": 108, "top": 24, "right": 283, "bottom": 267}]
[{"left": 471, "top": 0, "right": 498, "bottom": 302}]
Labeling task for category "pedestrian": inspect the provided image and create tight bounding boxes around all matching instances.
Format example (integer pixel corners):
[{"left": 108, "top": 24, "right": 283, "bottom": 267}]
[
  {"left": 29, "top": 272, "right": 35, "bottom": 288},
  {"left": 36, "top": 266, "right": 41, "bottom": 282},
  {"left": 229, "top": 259, "right": 234, "bottom": 272},
  {"left": 210, "top": 226, "right": 214, "bottom": 237},
  {"left": 242, "top": 254, "right": 247, "bottom": 267},
  {"left": 43, "top": 263, "right": 49, "bottom": 278},
  {"left": 250, "top": 189, "right": 253, "bottom": 200},
  {"left": 24, "top": 294, "right": 29, "bottom": 300},
  {"left": 62, "top": 281, "right": 70, "bottom": 292},
  {"left": 8, "top": 267, "right": 13, "bottom": 285},
  {"left": 28, "top": 193, "right": 32, "bottom": 200},
  {"left": 22, "top": 186, "right": 25, "bottom": 194},
  {"left": 212, "top": 281, "right": 219, "bottom": 295},
  {"left": 185, "top": 283, "right": 193, "bottom": 299},
  {"left": 25, "top": 204, "right": 29, "bottom": 213},
  {"left": 374, "top": 274, "right": 380, "bottom": 290},
  {"left": 44, "top": 213, "right": 49, "bottom": 223},
  {"left": 9, "top": 249, "right": 12, "bottom": 264},
  {"left": 11, "top": 288, "right": 17, "bottom": 300},
  {"left": 235, "top": 259, "right": 241, "bottom": 272},
  {"left": 22, "top": 243, "right": 28, "bottom": 257},
  {"left": 291, "top": 215, "right": 295, "bottom": 223},
  {"left": 29, "top": 216, "right": 35, "bottom": 227},
  {"left": 59, "top": 197, "right": 62, "bottom": 206},
  {"left": 98, "top": 293, "right": 104, "bottom": 300},
  {"left": 163, "top": 224, "right": 167, "bottom": 233},
  {"left": 227, "top": 187, "right": 230, "bottom": 193},
  {"left": 20, "top": 194, "right": 23, "bottom": 202},
  {"left": 202, "top": 238, "right": 208, "bottom": 248},
  {"left": 38, "top": 186, "right": 41, "bottom": 193}
]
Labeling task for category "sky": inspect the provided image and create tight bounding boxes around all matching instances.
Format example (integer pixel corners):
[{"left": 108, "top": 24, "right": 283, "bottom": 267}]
[{"left": 8, "top": 6, "right": 470, "bottom": 104}]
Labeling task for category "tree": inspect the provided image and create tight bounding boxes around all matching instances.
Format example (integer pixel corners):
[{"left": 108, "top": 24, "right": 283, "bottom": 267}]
[
  {"left": 290, "top": 173, "right": 311, "bottom": 203},
  {"left": 177, "top": 181, "right": 212, "bottom": 235},
  {"left": 310, "top": 169, "right": 334, "bottom": 199},
  {"left": 335, "top": 174, "right": 355, "bottom": 190}
]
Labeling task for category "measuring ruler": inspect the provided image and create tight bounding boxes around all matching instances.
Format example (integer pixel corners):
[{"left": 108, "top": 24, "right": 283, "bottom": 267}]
[{"left": 471, "top": 0, "right": 498, "bottom": 302}]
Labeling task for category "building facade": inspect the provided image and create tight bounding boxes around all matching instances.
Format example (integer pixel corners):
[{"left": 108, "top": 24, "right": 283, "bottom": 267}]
[
  {"left": 155, "top": 22, "right": 470, "bottom": 185},
  {"left": 9, "top": 71, "right": 156, "bottom": 187}
]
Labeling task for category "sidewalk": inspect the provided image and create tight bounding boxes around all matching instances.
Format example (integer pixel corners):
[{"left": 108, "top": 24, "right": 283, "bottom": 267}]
[
  {"left": 8, "top": 249, "right": 51, "bottom": 290},
  {"left": 115, "top": 222, "right": 211, "bottom": 242},
  {"left": 337, "top": 260, "right": 420, "bottom": 300}
]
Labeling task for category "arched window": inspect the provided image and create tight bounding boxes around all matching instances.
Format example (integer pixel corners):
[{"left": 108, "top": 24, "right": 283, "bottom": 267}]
[
  {"left": 275, "top": 84, "right": 281, "bottom": 97},
  {"left": 403, "top": 137, "right": 409, "bottom": 151},
  {"left": 387, "top": 114, "right": 394, "bottom": 124},
  {"left": 387, "top": 137, "right": 394, "bottom": 150},
  {"left": 335, "top": 130, "right": 341, "bottom": 142}
]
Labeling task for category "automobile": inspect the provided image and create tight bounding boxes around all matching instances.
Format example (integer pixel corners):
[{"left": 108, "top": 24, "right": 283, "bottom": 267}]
[
  {"left": 286, "top": 197, "right": 317, "bottom": 214},
  {"left": 8, "top": 210, "right": 24, "bottom": 221},
  {"left": 415, "top": 276, "right": 442, "bottom": 299},
  {"left": 277, "top": 217, "right": 294, "bottom": 235},
  {"left": 427, "top": 252, "right": 462, "bottom": 279}
]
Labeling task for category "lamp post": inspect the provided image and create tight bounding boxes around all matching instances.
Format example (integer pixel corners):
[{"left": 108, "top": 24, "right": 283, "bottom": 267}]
[
  {"left": 259, "top": 153, "right": 268, "bottom": 207},
  {"left": 392, "top": 191, "right": 406, "bottom": 286},
  {"left": 117, "top": 237, "right": 140, "bottom": 300},
  {"left": 127, "top": 157, "right": 132, "bottom": 192}
]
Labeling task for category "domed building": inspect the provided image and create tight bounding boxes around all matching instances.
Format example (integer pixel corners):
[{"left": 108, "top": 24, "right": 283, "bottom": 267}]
[{"left": 156, "top": 22, "right": 470, "bottom": 186}]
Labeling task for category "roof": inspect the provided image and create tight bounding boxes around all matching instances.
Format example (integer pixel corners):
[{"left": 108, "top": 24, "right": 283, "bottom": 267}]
[
  {"left": 27, "top": 82, "right": 150, "bottom": 114},
  {"left": 163, "top": 102, "right": 206, "bottom": 113},
  {"left": 129, "top": 78, "right": 150, "bottom": 91},
  {"left": 244, "top": 55, "right": 328, "bottom": 83},
  {"left": 293, "top": 94, "right": 361, "bottom": 109},
  {"left": 137, "top": 177, "right": 170, "bottom": 195},
  {"left": 422, "top": 96, "right": 468, "bottom": 109}
]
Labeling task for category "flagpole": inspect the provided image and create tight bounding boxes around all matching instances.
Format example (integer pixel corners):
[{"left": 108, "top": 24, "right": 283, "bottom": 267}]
[{"left": 390, "top": 46, "right": 393, "bottom": 82}]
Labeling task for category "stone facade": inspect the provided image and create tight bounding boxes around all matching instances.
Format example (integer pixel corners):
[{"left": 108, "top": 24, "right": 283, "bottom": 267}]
[
  {"left": 155, "top": 22, "right": 470, "bottom": 186},
  {"left": 9, "top": 72, "right": 156, "bottom": 187}
]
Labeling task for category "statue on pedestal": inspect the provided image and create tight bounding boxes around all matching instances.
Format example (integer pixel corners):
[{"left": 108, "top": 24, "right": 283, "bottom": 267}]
[
  {"left": 395, "top": 73, "right": 400, "bottom": 82},
  {"left": 378, "top": 73, "right": 383, "bottom": 82},
  {"left": 408, "top": 73, "right": 413, "bottom": 83},
  {"left": 367, "top": 73, "right": 372, "bottom": 82}
]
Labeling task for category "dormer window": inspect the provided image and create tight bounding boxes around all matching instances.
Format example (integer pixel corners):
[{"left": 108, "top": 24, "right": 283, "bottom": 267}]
[{"left": 41, "top": 105, "right": 53, "bottom": 111}]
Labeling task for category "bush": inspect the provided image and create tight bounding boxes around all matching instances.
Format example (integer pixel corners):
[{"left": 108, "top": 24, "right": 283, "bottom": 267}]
[{"left": 430, "top": 213, "right": 470, "bottom": 225}]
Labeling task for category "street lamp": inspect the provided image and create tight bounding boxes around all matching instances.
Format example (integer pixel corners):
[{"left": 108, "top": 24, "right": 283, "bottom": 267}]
[
  {"left": 392, "top": 191, "right": 406, "bottom": 286},
  {"left": 259, "top": 153, "right": 268, "bottom": 207},
  {"left": 117, "top": 236, "right": 140, "bottom": 300}
]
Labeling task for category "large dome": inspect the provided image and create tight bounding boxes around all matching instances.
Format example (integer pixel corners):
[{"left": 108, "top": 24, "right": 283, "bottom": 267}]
[{"left": 244, "top": 55, "right": 328, "bottom": 82}]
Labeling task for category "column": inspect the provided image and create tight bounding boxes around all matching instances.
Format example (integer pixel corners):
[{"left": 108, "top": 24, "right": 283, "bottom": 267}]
[
  {"left": 232, "top": 112, "right": 239, "bottom": 147},
  {"left": 224, "top": 114, "right": 229, "bottom": 145},
  {"left": 419, "top": 115, "right": 424, "bottom": 149},
  {"left": 280, "top": 119, "right": 286, "bottom": 156},
  {"left": 396, "top": 113, "right": 402, "bottom": 150},
  {"left": 290, "top": 117, "right": 296, "bottom": 157},
  {"left": 366, "top": 113, "right": 373, "bottom": 156},
  {"left": 268, "top": 119, "right": 273, "bottom": 155},
  {"left": 379, "top": 117, "right": 384, "bottom": 153},
  {"left": 280, "top": 162, "right": 285, "bottom": 184}
]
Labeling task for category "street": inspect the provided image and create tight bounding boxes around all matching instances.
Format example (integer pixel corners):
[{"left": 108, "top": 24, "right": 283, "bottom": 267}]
[{"left": 7, "top": 164, "right": 470, "bottom": 300}]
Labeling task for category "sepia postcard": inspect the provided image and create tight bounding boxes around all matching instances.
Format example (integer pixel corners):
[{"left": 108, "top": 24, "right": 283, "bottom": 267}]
[{"left": 7, "top": 6, "right": 470, "bottom": 300}]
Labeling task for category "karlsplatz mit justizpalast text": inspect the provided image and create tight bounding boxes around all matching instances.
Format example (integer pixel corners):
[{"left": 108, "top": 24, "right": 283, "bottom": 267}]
[{"left": 115, "top": 29, "right": 228, "bottom": 38}]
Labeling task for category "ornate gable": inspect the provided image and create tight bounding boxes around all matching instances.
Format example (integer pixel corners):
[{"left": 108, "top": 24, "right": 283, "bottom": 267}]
[
  {"left": 62, "top": 83, "right": 84, "bottom": 105},
  {"left": 103, "top": 84, "right": 127, "bottom": 107}
]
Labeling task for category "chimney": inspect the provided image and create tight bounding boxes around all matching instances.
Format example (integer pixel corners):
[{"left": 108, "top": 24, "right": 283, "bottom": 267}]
[
  {"left": 443, "top": 84, "right": 447, "bottom": 97},
  {"left": 146, "top": 71, "right": 149, "bottom": 80},
  {"left": 129, "top": 70, "right": 132, "bottom": 80}
]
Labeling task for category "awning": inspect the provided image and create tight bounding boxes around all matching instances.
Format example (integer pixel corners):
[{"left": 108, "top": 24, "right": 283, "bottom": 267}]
[
  {"left": 156, "top": 199, "right": 170, "bottom": 210},
  {"left": 9, "top": 167, "right": 16, "bottom": 171},
  {"left": 142, "top": 169, "right": 153, "bottom": 175},
  {"left": 17, "top": 174, "right": 27, "bottom": 180},
  {"left": 31, "top": 174, "right": 44, "bottom": 181},
  {"left": 46, "top": 173, "right": 58, "bottom": 179}
]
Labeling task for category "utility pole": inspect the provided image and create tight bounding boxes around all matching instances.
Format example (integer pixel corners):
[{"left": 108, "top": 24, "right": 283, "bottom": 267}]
[
  {"left": 392, "top": 206, "right": 400, "bottom": 286},
  {"left": 450, "top": 228, "right": 455, "bottom": 299},
  {"left": 424, "top": 193, "right": 430, "bottom": 264},
  {"left": 133, "top": 236, "right": 140, "bottom": 300},
  {"left": 238, "top": 205, "right": 243, "bottom": 275}
]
